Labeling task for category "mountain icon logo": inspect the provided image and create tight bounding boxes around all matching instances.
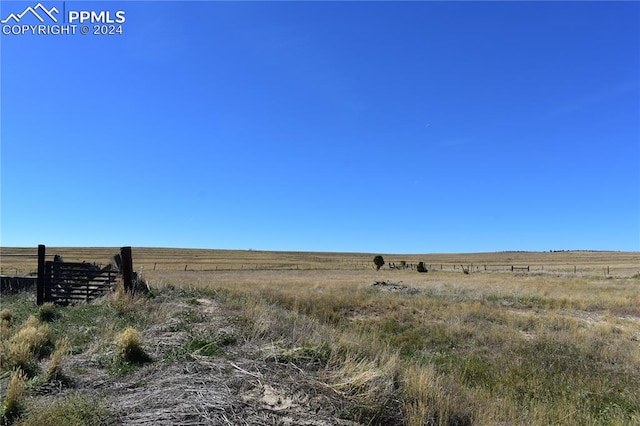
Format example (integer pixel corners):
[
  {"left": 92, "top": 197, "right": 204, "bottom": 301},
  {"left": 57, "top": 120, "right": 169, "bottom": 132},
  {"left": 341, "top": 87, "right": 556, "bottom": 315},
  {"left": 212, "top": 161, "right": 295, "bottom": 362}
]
[{"left": 1, "top": 3, "right": 59, "bottom": 24}]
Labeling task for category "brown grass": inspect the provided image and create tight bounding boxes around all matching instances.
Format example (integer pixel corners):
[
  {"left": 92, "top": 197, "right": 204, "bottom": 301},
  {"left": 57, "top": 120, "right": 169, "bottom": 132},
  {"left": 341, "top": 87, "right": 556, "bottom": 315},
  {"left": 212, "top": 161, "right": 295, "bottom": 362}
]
[
  {"left": 1, "top": 247, "right": 638, "bottom": 424},
  {"left": 1, "top": 247, "right": 639, "bottom": 276},
  {"left": 148, "top": 264, "right": 639, "bottom": 425}
]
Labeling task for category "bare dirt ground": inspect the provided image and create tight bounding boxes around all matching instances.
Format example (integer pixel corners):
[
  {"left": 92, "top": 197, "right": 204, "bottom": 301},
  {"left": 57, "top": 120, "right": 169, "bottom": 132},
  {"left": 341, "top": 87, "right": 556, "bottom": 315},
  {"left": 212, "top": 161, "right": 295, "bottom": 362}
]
[{"left": 60, "top": 292, "right": 358, "bottom": 425}]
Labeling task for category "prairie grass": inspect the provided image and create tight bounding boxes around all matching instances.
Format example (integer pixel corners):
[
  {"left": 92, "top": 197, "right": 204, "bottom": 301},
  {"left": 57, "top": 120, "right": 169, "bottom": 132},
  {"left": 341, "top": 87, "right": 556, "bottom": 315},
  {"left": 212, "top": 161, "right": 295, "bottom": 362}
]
[
  {"left": 115, "top": 327, "right": 151, "bottom": 365},
  {"left": 45, "top": 337, "right": 70, "bottom": 381},
  {"left": 154, "top": 267, "right": 640, "bottom": 425},
  {"left": 0, "top": 287, "right": 163, "bottom": 424},
  {"left": 1, "top": 368, "right": 27, "bottom": 424},
  {"left": 14, "top": 393, "right": 112, "bottom": 426},
  {"left": 0, "top": 316, "right": 54, "bottom": 377},
  {"left": 0, "top": 248, "right": 637, "bottom": 424},
  {"left": 0, "top": 310, "right": 13, "bottom": 325},
  {"left": 37, "top": 303, "right": 57, "bottom": 323}
]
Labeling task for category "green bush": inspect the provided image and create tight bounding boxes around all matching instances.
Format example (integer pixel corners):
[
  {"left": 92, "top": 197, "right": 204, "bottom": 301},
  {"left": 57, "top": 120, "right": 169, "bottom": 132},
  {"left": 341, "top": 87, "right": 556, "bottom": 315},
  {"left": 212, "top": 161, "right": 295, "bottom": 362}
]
[{"left": 374, "top": 256, "right": 385, "bottom": 271}]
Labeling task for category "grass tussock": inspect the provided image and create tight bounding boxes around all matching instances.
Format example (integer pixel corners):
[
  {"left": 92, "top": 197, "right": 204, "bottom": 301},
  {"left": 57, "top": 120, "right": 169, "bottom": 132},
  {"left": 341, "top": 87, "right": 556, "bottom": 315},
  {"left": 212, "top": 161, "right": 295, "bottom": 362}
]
[
  {"left": 1, "top": 368, "right": 27, "bottom": 424},
  {"left": 13, "top": 393, "right": 112, "bottom": 426},
  {"left": 115, "top": 327, "right": 151, "bottom": 365},
  {"left": 37, "top": 303, "right": 57, "bottom": 323},
  {"left": 45, "top": 338, "right": 70, "bottom": 382},
  {"left": 0, "top": 309, "right": 14, "bottom": 326},
  {"left": 0, "top": 316, "right": 54, "bottom": 377},
  {"left": 402, "top": 363, "right": 457, "bottom": 426}
]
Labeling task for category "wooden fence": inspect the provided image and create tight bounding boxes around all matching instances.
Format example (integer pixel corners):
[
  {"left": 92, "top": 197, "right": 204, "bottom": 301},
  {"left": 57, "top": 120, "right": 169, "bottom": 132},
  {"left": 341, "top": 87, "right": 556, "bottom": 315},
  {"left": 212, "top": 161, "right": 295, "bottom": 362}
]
[
  {"left": 0, "top": 276, "right": 37, "bottom": 294},
  {"left": 41, "top": 261, "right": 117, "bottom": 305},
  {"left": 36, "top": 245, "right": 134, "bottom": 306}
]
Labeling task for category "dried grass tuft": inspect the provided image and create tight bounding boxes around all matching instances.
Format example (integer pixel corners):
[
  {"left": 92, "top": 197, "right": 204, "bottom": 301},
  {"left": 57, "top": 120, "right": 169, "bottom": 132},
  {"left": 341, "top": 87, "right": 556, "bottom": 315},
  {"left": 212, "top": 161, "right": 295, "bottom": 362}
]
[
  {"left": 2, "top": 368, "right": 27, "bottom": 422},
  {"left": 46, "top": 337, "right": 71, "bottom": 381},
  {"left": 116, "top": 327, "right": 152, "bottom": 364}
]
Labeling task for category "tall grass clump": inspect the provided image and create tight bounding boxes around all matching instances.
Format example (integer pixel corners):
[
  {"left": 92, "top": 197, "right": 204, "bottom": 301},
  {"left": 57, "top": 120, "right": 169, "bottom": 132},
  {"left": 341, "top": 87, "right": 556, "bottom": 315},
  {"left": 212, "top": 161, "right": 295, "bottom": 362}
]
[
  {"left": 0, "top": 310, "right": 13, "bottom": 341},
  {"left": 0, "top": 316, "right": 54, "bottom": 377},
  {"left": 328, "top": 351, "right": 401, "bottom": 423},
  {"left": 115, "top": 327, "right": 151, "bottom": 365},
  {"left": 1, "top": 368, "right": 27, "bottom": 424},
  {"left": 45, "top": 338, "right": 71, "bottom": 382},
  {"left": 37, "top": 303, "right": 57, "bottom": 322},
  {"left": 0, "top": 309, "right": 13, "bottom": 326},
  {"left": 14, "top": 393, "right": 113, "bottom": 426}
]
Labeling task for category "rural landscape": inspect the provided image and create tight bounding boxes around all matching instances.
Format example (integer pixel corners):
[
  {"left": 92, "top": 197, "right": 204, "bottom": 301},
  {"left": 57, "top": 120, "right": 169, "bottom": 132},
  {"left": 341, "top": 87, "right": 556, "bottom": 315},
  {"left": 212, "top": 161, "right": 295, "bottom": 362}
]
[{"left": 1, "top": 247, "right": 639, "bottom": 425}]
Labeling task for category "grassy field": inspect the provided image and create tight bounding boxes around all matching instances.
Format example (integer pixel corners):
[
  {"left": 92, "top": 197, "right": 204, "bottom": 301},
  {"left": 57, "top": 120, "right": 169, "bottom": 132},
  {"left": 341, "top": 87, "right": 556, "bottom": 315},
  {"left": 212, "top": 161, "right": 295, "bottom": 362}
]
[
  {"left": 1, "top": 248, "right": 639, "bottom": 424},
  {"left": 2, "top": 247, "right": 639, "bottom": 276}
]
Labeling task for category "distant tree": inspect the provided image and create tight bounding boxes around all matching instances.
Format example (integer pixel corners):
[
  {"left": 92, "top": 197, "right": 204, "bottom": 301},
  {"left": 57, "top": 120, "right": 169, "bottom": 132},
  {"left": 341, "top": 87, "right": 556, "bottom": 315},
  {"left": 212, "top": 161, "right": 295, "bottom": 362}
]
[
  {"left": 373, "top": 255, "right": 385, "bottom": 271},
  {"left": 417, "top": 262, "right": 427, "bottom": 273}
]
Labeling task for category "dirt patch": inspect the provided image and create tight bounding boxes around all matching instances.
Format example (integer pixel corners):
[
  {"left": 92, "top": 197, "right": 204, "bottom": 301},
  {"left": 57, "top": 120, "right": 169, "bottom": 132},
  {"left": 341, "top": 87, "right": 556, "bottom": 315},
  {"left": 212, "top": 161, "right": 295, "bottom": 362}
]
[{"left": 371, "top": 280, "right": 419, "bottom": 294}]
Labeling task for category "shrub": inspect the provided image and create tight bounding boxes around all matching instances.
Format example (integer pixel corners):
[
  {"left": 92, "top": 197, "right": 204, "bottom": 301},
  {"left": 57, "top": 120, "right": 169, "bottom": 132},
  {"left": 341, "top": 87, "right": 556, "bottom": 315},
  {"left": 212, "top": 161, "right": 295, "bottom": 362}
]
[{"left": 374, "top": 256, "right": 385, "bottom": 271}]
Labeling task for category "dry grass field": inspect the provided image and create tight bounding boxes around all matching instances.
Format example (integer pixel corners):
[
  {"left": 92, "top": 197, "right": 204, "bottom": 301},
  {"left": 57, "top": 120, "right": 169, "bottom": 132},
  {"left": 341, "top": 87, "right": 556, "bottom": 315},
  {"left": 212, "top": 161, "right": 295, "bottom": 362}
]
[
  {"left": 1, "top": 247, "right": 639, "bottom": 425},
  {"left": 2, "top": 246, "right": 639, "bottom": 276}
]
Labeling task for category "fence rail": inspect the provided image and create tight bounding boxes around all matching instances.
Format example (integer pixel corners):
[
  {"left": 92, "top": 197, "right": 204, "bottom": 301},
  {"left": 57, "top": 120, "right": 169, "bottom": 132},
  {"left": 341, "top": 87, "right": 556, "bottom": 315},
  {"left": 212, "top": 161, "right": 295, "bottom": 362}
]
[
  {"left": 43, "top": 261, "right": 118, "bottom": 305},
  {"left": 0, "top": 276, "right": 37, "bottom": 293},
  {"left": 34, "top": 245, "right": 134, "bottom": 306}
]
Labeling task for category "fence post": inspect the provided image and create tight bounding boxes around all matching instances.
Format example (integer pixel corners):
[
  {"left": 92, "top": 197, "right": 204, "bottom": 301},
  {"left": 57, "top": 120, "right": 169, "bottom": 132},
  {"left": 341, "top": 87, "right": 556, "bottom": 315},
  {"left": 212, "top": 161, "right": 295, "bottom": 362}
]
[
  {"left": 121, "top": 247, "right": 133, "bottom": 292},
  {"left": 37, "top": 244, "right": 46, "bottom": 305}
]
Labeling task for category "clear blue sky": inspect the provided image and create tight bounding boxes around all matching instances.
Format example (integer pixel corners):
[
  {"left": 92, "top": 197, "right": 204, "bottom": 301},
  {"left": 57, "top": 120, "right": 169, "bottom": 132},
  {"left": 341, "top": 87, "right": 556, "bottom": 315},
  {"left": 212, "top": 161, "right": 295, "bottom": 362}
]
[{"left": 1, "top": 1, "right": 639, "bottom": 253}]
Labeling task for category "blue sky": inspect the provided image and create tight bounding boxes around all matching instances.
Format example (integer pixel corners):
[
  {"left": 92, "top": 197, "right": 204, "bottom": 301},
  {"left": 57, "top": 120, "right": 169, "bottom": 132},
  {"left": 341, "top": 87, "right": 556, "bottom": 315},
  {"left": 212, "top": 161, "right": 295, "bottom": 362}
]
[{"left": 1, "top": 1, "right": 639, "bottom": 253}]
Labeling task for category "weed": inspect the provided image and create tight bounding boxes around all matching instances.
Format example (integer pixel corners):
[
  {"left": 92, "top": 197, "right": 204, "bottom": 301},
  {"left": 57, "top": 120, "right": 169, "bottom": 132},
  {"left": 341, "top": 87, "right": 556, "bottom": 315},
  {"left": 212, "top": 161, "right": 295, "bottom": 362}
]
[
  {"left": 187, "top": 336, "right": 223, "bottom": 357},
  {"left": 216, "top": 331, "right": 237, "bottom": 346}
]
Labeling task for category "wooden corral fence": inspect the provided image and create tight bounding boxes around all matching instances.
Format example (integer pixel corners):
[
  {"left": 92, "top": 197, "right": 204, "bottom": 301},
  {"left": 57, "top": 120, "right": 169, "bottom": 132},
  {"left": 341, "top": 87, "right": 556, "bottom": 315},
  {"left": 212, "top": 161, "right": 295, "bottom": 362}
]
[
  {"left": 0, "top": 276, "right": 37, "bottom": 294},
  {"left": 37, "top": 245, "right": 135, "bottom": 306},
  {"left": 41, "top": 261, "right": 117, "bottom": 305}
]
